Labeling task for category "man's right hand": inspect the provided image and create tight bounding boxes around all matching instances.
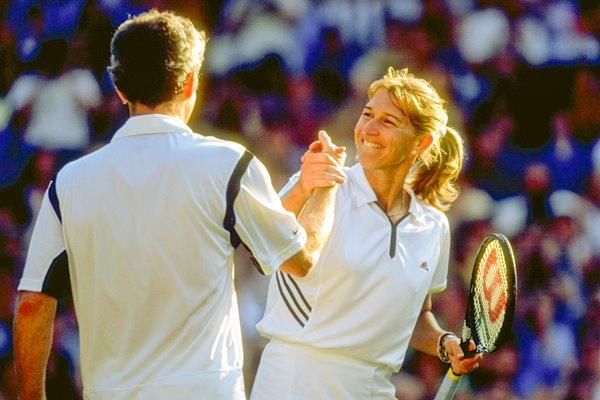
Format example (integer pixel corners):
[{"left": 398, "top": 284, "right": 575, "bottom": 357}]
[{"left": 298, "top": 130, "right": 346, "bottom": 197}]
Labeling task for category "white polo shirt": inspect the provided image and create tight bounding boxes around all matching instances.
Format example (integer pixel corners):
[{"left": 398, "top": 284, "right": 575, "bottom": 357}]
[
  {"left": 19, "top": 114, "right": 306, "bottom": 399},
  {"left": 256, "top": 163, "right": 450, "bottom": 372}
]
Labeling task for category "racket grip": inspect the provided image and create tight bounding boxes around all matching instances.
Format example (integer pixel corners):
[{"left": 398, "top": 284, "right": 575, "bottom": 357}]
[
  {"left": 433, "top": 368, "right": 463, "bottom": 400},
  {"left": 461, "top": 340, "right": 477, "bottom": 358}
]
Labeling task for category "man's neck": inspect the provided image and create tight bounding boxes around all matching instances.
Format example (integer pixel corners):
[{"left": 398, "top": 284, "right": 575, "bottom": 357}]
[{"left": 129, "top": 101, "right": 189, "bottom": 122}]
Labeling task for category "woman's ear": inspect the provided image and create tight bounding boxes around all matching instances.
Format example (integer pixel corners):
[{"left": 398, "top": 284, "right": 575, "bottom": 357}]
[{"left": 416, "top": 133, "right": 434, "bottom": 155}]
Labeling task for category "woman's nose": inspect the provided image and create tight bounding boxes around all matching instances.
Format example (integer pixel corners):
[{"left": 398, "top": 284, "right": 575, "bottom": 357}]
[{"left": 364, "top": 118, "right": 380, "bottom": 134}]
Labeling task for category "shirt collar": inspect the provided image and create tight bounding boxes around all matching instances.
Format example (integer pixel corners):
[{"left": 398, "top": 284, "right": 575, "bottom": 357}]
[
  {"left": 111, "top": 114, "right": 193, "bottom": 142},
  {"left": 347, "top": 163, "right": 427, "bottom": 224}
]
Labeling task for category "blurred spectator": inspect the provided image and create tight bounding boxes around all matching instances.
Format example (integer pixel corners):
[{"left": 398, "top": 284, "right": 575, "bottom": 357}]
[
  {"left": 314, "top": 0, "right": 386, "bottom": 51},
  {"left": 548, "top": 169, "right": 600, "bottom": 260},
  {"left": 492, "top": 161, "right": 555, "bottom": 236},
  {"left": 514, "top": 291, "right": 578, "bottom": 398},
  {"left": 572, "top": 291, "right": 600, "bottom": 399},
  {"left": 0, "top": 210, "right": 22, "bottom": 263},
  {"left": 20, "top": 150, "right": 57, "bottom": 244},
  {"left": 5, "top": 37, "right": 101, "bottom": 163},
  {"left": 569, "top": 67, "right": 600, "bottom": 143},
  {"left": 306, "top": 26, "right": 356, "bottom": 110},
  {"left": 514, "top": 0, "right": 600, "bottom": 67},
  {"left": 455, "top": 6, "right": 511, "bottom": 66},
  {"left": 74, "top": 0, "right": 117, "bottom": 84},
  {"left": 465, "top": 112, "right": 524, "bottom": 200},
  {"left": 6, "top": 2, "right": 45, "bottom": 64},
  {"left": 206, "top": 2, "right": 304, "bottom": 76},
  {"left": 0, "top": 26, "right": 20, "bottom": 97},
  {"left": 541, "top": 111, "right": 592, "bottom": 193}
]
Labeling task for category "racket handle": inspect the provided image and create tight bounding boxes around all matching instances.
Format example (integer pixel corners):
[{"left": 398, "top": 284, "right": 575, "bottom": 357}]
[
  {"left": 461, "top": 340, "right": 478, "bottom": 358},
  {"left": 433, "top": 368, "right": 463, "bottom": 400}
]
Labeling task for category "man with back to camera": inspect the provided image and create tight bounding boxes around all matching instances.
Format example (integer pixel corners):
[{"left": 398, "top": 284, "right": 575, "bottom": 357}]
[{"left": 13, "top": 9, "right": 346, "bottom": 400}]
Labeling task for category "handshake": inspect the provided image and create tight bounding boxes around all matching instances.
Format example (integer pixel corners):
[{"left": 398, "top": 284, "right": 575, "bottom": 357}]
[{"left": 298, "top": 130, "right": 347, "bottom": 196}]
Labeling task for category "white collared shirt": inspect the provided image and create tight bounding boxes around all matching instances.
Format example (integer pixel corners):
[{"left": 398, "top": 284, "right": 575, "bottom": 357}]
[
  {"left": 19, "top": 114, "right": 305, "bottom": 399},
  {"left": 257, "top": 163, "right": 450, "bottom": 371}
]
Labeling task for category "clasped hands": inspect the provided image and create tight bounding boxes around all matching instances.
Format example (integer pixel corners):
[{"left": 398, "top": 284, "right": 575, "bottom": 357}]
[{"left": 297, "top": 130, "right": 347, "bottom": 196}]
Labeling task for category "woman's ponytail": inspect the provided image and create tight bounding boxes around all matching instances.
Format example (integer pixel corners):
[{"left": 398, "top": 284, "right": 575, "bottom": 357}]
[{"left": 408, "top": 126, "right": 464, "bottom": 211}]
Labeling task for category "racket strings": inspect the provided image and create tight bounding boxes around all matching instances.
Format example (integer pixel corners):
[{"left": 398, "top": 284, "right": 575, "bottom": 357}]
[{"left": 472, "top": 241, "right": 510, "bottom": 351}]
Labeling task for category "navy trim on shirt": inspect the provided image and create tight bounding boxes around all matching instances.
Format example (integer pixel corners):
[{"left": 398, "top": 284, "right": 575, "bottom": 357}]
[
  {"left": 42, "top": 250, "right": 70, "bottom": 299},
  {"left": 43, "top": 176, "right": 70, "bottom": 299},
  {"left": 223, "top": 150, "right": 265, "bottom": 274},
  {"left": 224, "top": 150, "right": 254, "bottom": 248},
  {"left": 48, "top": 178, "right": 62, "bottom": 223}
]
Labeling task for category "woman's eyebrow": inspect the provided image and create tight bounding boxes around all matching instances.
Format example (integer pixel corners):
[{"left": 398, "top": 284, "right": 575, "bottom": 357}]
[{"left": 363, "top": 105, "right": 404, "bottom": 124}]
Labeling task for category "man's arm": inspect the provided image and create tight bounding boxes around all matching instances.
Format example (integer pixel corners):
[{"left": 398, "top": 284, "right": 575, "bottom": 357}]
[
  {"left": 409, "top": 294, "right": 483, "bottom": 375},
  {"left": 279, "top": 186, "right": 337, "bottom": 277},
  {"left": 279, "top": 131, "right": 346, "bottom": 277},
  {"left": 280, "top": 153, "right": 345, "bottom": 216},
  {"left": 13, "top": 290, "right": 57, "bottom": 400}
]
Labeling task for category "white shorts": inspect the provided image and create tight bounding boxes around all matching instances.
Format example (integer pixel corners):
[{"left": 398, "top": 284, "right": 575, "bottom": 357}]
[{"left": 250, "top": 341, "right": 395, "bottom": 400}]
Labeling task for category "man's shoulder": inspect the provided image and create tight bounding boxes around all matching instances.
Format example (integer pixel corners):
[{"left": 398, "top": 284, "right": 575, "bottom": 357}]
[
  {"left": 190, "top": 133, "right": 246, "bottom": 155},
  {"left": 182, "top": 134, "right": 252, "bottom": 172}
]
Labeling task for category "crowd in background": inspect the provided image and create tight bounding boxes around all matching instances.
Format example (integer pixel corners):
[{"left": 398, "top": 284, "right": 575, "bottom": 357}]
[{"left": 1, "top": 0, "right": 600, "bottom": 399}]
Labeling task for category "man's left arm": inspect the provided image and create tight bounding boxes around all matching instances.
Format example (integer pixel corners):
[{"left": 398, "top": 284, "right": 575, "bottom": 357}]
[
  {"left": 13, "top": 290, "right": 57, "bottom": 400},
  {"left": 14, "top": 178, "right": 66, "bottom": 400}
]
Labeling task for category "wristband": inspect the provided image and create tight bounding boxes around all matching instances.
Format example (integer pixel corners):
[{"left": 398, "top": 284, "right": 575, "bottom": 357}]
[{"left": 437, "top": 332, "right": 458, "bottom": 363}]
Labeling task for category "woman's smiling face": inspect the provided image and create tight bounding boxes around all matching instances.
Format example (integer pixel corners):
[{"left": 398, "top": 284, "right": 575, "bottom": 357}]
[{"left": 354, "top": 88, "right": 419, "bottom": 172}]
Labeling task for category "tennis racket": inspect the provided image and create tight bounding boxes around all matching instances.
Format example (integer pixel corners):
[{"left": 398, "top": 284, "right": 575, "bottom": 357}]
[{"left": 433, "top": 233, "right": 517, "bottom": 400}]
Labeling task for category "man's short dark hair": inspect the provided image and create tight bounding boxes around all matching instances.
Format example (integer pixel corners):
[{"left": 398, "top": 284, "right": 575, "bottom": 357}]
[{"left": 108, "top": 9, "right": 207, "bottom": 106}]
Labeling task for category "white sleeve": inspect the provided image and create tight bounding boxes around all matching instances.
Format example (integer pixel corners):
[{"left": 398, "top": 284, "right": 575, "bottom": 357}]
[
  {"left": 70, "top": 69, "right": 102, "bottom": 109},
  {"left": 233, "top": 158, "right": 306, "bottom": 275},
  {"left": 18, "top": 184, "right": 69, "bottom": 297},
  {"left": 430, "top": 220, "right": 450, "bottom": 293},
  {"left": 6, "top": 75, "right": 40, "bottom": 111},
  {"left": 277, "top": 170, "right": 301, "bottom": 197}
]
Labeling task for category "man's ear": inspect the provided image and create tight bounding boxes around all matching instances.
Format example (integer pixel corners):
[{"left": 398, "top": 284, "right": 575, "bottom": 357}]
[
  {"left": 115, "top": 88, "right": 128, "bottom": 104},
  {"left": 182, "top": 70, "right": 199, "bottom": 99}
]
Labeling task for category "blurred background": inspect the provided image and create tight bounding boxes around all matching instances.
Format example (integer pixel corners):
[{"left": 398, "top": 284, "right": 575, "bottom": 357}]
[{"left": 1, "top": 0, "right": 600, "bottom": 399}]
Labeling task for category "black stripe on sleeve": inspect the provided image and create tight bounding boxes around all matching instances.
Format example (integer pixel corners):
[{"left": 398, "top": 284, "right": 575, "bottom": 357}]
[
  {"left": 41, "top": 250, "right": 71, "bottom": 299},
  {"left": 48, "top": 178, "right": 62, "bottom": 223},
  {"left": 223, "top": 150, "right": 267, "bottom": 275},
  {"left": 224, "top": 150, "right": 254, "bottom": 248},
  {"left": 276, "top": 271, "right": 305, "bottom": 327}
]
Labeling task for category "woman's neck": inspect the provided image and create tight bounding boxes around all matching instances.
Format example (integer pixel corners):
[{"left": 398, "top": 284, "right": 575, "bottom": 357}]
[{"left": 364, "top": 167, "right": 409, "bottom": 212}]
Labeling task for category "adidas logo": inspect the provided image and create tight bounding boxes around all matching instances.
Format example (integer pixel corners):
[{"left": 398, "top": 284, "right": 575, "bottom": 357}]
[{"left": 419, "top": 261, "right": 429, "bottom": 271}]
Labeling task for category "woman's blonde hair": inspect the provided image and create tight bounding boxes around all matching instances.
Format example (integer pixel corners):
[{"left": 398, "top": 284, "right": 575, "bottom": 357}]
[{"left": 368, "top": 67, "right": 464, "bottom": 211}]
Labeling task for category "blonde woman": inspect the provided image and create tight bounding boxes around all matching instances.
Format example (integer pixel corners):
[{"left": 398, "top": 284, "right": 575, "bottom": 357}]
[{"left": 251, "top": 67, "right": 482, "bottom": 399}]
